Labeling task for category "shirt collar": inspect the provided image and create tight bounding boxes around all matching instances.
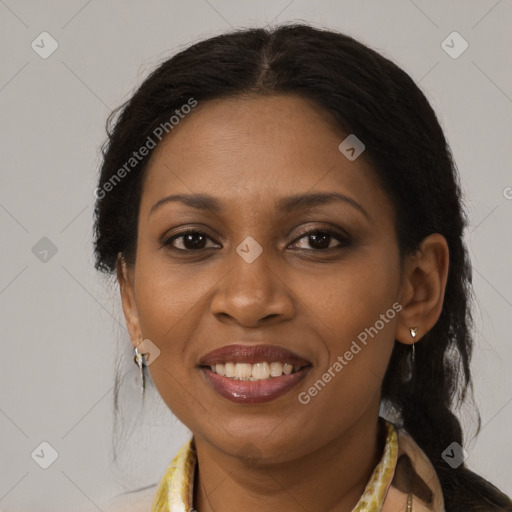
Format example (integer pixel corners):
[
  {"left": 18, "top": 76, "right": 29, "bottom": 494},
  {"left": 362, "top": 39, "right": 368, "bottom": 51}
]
[{"left": 150, "top": 418, "right": 444, "bottom": 512}]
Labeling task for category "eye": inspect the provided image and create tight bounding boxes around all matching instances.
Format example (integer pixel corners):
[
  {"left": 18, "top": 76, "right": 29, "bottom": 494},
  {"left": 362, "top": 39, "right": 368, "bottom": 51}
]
[
  {"left": 162, "top": 229, "right": 220, "bottom": 252},
  {"left": 289, "top": 226, "right": 350, "bottom": 251},
  {"left": 161, "top": 225, "right": 350, "bottom": 253}
]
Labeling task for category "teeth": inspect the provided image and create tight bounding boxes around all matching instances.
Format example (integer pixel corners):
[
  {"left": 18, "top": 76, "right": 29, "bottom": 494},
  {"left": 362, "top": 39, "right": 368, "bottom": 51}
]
[
  {"left": 234, "top": 363, "right": 252, "bottom": 379},
  {"left": 269, "top": 362, "right": 283, "bottom": 377},
  {"left": 283, "top": 363, "right": 293, "bottom": 375},
  {"left": 225, "top": 362, "right": 235, "bottom": 378},
  {"left": 209, "top": 361, "right": 304, "bottom": 380},
  {"left": 252, "top": 362, "right": 270, "bottom": 379}
]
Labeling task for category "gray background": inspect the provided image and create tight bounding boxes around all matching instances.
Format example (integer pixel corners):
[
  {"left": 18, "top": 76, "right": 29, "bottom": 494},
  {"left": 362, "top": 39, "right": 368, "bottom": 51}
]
[{"left": 1, "top": 1, "right": 511, "bottom": 510}]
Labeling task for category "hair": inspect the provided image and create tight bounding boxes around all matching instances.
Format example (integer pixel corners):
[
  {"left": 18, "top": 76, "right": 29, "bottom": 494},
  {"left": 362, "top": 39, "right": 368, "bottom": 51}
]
[{"left": 93, "top": 23, "right": 512, "bottom": 511}]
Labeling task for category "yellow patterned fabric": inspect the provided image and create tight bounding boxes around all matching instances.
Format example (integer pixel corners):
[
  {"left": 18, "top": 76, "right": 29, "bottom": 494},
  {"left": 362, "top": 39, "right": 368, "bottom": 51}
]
[
  {"left": 150, "top": 418, "right": 445, "bottom": 512},
  {"left": 150, "top": 439, "right": 197, "bottom": 512},
  {"left": 352, "top": 420, "right": 398, "bottom": 511}
]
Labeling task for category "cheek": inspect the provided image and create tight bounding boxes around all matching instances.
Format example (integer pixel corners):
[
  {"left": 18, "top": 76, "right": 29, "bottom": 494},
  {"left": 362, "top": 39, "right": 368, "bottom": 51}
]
[
  {"left": 293, "top": 248, "right": 400, "bottom": 408},
  {"left": 298, "top": 247, "right": 400, "bottom": 344},
  {"left": 131, "top": 254, "right": 212, "bottom": 401},
  {"left": 133, "top": 248, "right": 209, "bottom": 342},
  {"left": 133, "top": 265, "right": 206, "bottom": 418},
  {"left": 293, "top": 303, "right": 398, "bottom": 444}
]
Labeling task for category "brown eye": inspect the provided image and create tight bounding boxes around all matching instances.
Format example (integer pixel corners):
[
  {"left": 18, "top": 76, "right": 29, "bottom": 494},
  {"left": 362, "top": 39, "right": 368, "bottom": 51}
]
[
  {"left": 164, "top": 230, "right": 219, "bottom": 251},
  {"left": 289, "top": 228, "right": 350, "bottom": 251}
]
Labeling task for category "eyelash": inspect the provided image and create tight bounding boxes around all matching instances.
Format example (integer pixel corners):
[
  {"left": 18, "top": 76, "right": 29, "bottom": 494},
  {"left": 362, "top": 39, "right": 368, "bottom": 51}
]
[{"left": 161, "top": 225, "right": 351, "bottom": 253}]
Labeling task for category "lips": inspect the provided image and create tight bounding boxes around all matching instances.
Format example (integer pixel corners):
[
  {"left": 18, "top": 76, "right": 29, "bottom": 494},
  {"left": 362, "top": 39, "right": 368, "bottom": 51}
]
[{"left": 198, "top": 344, "right": 312, "bottom": 404}]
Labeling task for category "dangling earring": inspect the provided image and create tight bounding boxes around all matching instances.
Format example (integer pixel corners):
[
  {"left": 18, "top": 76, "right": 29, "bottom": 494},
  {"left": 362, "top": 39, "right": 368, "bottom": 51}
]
[
  {"left": 133, "top": 345, "right": 146, "bottom": 399},
  {"left": 409, "top": 327, "right": 418, "bottom": 364}
]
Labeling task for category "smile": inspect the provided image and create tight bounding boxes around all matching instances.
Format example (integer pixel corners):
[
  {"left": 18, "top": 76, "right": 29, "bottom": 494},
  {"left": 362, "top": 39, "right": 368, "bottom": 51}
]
[{"left": 199, "top": 343, "right": 312, "bottom": 404}]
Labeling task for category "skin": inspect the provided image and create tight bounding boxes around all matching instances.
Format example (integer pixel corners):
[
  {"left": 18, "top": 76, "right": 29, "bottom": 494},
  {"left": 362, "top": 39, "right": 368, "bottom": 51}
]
[{"left": 117, "top": 94, "right": 449, "bottom": 512}]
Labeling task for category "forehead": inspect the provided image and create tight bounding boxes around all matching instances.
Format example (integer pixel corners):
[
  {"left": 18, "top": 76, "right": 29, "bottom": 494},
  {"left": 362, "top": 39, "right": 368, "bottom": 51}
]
[{"left": 140, "top": 94, "right": 392, "bottom": 221}]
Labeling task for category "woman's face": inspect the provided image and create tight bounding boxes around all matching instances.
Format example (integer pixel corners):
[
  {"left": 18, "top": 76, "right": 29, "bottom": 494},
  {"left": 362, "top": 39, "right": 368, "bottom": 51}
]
[{"left": 121, "top": 94, "right": 406, "bottom": 462}]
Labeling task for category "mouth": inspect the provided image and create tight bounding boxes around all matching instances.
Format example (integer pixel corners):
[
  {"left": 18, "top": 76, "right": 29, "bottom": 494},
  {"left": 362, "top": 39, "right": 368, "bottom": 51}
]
[{"left": 198, "top": 344, "right": 312, "bottom": 404}]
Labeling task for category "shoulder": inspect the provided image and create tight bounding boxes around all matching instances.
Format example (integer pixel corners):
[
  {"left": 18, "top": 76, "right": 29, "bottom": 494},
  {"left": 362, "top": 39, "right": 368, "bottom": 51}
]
[
  {"left": 100, "top": 483, "right": 158, "bottom": 512},
  {"left": 392, "top": 423, "right": 512, "bottom": 512}
]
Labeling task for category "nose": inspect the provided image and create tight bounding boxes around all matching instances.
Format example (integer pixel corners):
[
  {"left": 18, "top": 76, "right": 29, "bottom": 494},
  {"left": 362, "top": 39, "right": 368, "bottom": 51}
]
[{"left": 210, "top": 244, "right": 295, "bottom": 328}]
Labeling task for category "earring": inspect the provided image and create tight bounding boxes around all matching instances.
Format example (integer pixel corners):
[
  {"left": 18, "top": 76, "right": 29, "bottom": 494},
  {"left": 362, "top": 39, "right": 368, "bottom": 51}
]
[
  {"left": 409, "top": 327, "right": 418, "bottom": 364},
  {"left": 133, "top": 345, "right": 146, "bottom": 398}
]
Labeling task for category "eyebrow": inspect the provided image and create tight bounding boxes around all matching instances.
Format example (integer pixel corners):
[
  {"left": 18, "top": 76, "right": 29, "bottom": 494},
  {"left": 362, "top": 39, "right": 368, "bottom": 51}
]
[{"left": 149, "top": 192, "right": 369, "bottom": 219}]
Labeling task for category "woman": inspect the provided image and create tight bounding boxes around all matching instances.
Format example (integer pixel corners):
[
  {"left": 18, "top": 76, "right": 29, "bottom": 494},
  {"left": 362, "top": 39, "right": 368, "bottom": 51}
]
[{"left": 93, "top": 24, "right": 512, "bottom": 512}]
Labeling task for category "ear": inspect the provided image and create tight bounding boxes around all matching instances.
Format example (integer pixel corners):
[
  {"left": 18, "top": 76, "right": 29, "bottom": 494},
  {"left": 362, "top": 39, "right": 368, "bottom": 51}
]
[
  {"left": 395, "top": 233, "right": 449, "bottom": 345},
  {"left": 116, "top": 253, "right": 141, "bottom": 350}
]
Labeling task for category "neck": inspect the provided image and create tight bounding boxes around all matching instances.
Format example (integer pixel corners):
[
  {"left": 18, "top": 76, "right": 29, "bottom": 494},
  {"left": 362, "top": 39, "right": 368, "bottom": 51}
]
[{"left": 193, "top": 404, "right": 386, "bottom": 512}]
